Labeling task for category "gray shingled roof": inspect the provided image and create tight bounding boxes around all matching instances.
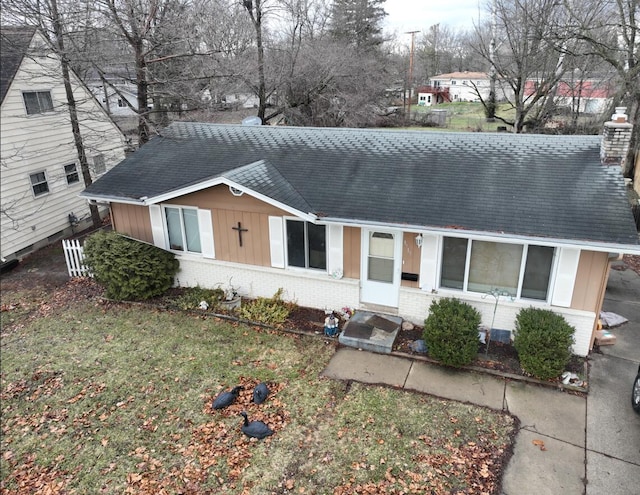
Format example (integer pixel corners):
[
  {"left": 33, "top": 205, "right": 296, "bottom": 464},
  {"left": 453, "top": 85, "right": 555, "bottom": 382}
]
[
  {"left": 0, "top": 26, "right": 36, "bottom": 103},
  {"left": 81, "top": 121, "right": 640, "bottom": 248}
]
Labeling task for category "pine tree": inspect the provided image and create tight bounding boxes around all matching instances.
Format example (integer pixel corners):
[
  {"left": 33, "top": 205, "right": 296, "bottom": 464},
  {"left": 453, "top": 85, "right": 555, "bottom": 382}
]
[{"left": 330, "top": 0, "right": 387, "bottom": 50}]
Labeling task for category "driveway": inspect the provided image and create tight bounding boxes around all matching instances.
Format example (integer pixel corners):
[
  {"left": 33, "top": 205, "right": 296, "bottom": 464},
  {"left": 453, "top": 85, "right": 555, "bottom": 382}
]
[{"left": 587, "top": 263, "right": 640, "bottom": 494}]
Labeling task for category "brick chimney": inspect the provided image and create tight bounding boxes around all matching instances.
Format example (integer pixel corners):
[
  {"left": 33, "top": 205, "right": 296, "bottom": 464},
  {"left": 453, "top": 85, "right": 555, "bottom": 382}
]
[{"left": 600, "top": 107, "right": 633, "bottom": 174}]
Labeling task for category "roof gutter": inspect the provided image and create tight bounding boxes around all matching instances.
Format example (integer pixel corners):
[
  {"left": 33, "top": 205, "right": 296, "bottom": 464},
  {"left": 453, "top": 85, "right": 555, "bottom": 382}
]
[{"left": 322, "top": 217, "right": 640, "bottom": 255}]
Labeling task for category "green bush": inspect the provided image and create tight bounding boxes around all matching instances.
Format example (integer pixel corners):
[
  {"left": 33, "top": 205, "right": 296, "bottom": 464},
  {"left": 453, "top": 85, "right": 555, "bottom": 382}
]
[
  {"left": 423, "top": 298, "right": 481, "bottom": 367},
  {"left": 83, "top": 231, "right": 179, "bottom": 300},
  {"left": 513, "top": 308, "right": 575, "bottom": 380},
  {"left": 239, "top": 288, "right": 294, "bottom": 325},
  {"left": 175, "top": 286, "right": 225, "bottom": 310}
]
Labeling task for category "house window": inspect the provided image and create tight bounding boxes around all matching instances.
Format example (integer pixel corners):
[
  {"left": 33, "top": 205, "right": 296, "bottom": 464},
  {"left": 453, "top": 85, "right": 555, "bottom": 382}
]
[
  {"left": 165, "top": 206, "right": 201, "bottom": 253},
  {"left": 451, "top": 80, "right": 457, "bottom": 85},
  {"left": 468, "top": 241, "right": 523, "bottom": 296},
  {"left": 521, "top": 245, "right": 554, "bottom": 300},
  {"left": 64, "top": 163, "right": 79, "bottom": 184},
  {"left": 93, "top": 154, "right": 106, "bottom": 175},
  {"left": 23, "top": 91, "right": 54, "bottom": 115},
  {"left": 118, "top": 99, "right": 125, "bottom": 107},
  {"left": 29, "top": 171, "right": 49, "bottom": 196},
  {"left": 286, "top": 220, "right": 326, "bottom": 270},
  {"left": 440, "top": 237, "right": 555, "bottom": 300}
]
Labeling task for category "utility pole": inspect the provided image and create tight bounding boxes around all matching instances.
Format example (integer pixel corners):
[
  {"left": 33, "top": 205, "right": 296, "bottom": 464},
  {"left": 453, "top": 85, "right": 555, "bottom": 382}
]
[{"left": 406, "top": 31, "right": 419, "bottom": 124}]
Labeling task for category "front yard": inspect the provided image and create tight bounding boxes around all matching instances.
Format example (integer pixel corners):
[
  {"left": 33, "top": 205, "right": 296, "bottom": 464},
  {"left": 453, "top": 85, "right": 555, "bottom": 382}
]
[{"left": 1, "top": 278, "right": 516, "bottom": 494}]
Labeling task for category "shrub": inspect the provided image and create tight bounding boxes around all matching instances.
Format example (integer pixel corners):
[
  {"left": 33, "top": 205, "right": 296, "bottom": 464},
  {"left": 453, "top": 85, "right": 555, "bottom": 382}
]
[
  {"left": 239, "top": 288, "right": 294, "bottom": 325},
  {"left": 513, "top": 308, "right": 575, "bottom": 380},
  {"left": 83, "top": 231, "right": 179, "bottom": 300},
  {"left": 423, "top": 298, "right": 481, "bottom": 367},
  {"left": 174, "top": 286, "right": 225, "bottom": 310}
]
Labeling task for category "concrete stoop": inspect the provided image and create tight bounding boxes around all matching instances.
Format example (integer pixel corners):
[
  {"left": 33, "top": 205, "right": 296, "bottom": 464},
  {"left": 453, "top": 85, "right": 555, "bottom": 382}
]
[{"left": 338, "top": 311, "right": 402, "bottom": 354}]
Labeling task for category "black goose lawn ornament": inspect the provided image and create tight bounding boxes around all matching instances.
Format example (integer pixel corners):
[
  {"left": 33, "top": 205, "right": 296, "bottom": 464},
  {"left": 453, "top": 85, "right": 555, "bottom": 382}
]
[
  {"left": 239, "top": 411, "right": 274, "bottom": 439},
  {"left": 252, "top": 382, "right": 269, "bottom": 405},
  {"left": 212, "top": 386, "right": 243, "bottom": 410}
]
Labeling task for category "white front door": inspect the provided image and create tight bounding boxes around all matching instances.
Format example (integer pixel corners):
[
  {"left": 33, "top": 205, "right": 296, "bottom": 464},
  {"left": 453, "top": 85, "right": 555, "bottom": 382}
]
[{"left": 361, "top": 229, "right": 402, "bottom": 307}]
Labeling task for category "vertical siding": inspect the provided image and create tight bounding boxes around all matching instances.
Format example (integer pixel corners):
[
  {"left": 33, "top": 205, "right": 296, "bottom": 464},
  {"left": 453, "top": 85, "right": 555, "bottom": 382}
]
[
  {"left": 0, "top": 31, "right": 126, "bottom": 259},
  {"left": 571, "top": 250, "right": 609, "bottom": 311},
  {"left": 111, "top": 203, "right": 153, "bottom": 244},
  {"left": 343, "top": 226, "right": 361, "bottom": 279},
  {"left": 166, "top": 185, "right": 287, "bottom": 266},
  {"left": 401, "top": 232, "right": 420, "bottom": 288}
]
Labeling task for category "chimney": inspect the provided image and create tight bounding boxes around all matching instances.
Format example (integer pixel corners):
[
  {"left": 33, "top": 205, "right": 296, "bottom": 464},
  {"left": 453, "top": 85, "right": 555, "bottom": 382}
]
[{"left": 600, "top": 107, "right": 633, "bottom": 174}]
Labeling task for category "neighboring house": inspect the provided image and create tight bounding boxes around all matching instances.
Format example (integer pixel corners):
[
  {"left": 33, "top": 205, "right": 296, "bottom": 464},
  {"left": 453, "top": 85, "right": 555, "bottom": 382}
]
[
  {"left": 524, "top": 79, "right": 614, "bottom": 115},
  {"left": 416, "top": 85, "right": 451, "bottom": 106},
  {"left": 84, "top": 67, "right": 143, "bottom": 118},
  {"left": 0, "top": 26, "right": 127, "bottom": 261},
  {"left": 429, "top": 72, "right": 491, "bottom": 103},
  {"left": 80, "top": 114, "right": 639, "bottom": 357}
]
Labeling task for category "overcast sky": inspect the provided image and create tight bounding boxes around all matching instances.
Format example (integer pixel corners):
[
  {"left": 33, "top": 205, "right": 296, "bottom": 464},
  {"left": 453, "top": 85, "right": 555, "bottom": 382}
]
[{"left": 383, "top": 0, "right": 484, "bottom": 33}]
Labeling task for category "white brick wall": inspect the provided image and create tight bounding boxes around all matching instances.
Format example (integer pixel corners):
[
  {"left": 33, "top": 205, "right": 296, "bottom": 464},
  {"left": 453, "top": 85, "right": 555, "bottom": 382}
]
[
  {"left": 176, "top": 256, "right": 595, "bottom": 356},
  {"left": 399, "top": 287, "right": 595, "bottom": 356}
]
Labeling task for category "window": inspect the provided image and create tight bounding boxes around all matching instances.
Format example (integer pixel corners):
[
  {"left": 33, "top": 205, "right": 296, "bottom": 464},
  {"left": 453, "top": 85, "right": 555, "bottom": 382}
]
[
  {"left": 368, "top": 232, "right": 394, "bottom": 282},
  {"left": 23, "top": 91, "right": 53, "bottom": 115},
  {"left": 468, "top": 241, "right": 523, "bottom": 296},
  {"left": 439, "top": 237, "right": 555, "bottom": 300},
  {"left": 64, "top": 163, "right": 79, "bottom": 184},
  {"left": 521, "top": 245, "right": 554, "bottom": 300},
  {"left": 440, "top": 237, "right": 468, "bottom": 290},
  {"left": 30, "top": 171, "right": 49, "bottom": 196},
  {"left": 165, "top": 206, "right": 201, "bottom": 253},
  {"left": 118, "top": 99, "right": 125, "bottom": 107},
  {"left": 286, "top": 219, "right": 326, "bottom": 270},
  {"left": 92, "top": 154, "right": 106, "bottom": 175}
]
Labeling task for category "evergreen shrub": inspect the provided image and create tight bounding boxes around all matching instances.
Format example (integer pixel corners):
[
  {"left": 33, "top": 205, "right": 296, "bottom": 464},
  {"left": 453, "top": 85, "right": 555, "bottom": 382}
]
[
  {"left": 513, "top": 307, "right": 575, "bottom": 380},
  {"left": 83, "top": 231, "right": 179, "bottom": 300},
  {"left": 423, "top": 297, "right": 481, "bottom": 367},
  {"left": 239, "top": 288, "right": 293, "bottom": 325}
]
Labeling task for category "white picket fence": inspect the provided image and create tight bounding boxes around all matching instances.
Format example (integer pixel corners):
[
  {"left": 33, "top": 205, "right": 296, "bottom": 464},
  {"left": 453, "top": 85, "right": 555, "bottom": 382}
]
[{"left": 62, "top": 239, "right": 92, "bottom": 277}]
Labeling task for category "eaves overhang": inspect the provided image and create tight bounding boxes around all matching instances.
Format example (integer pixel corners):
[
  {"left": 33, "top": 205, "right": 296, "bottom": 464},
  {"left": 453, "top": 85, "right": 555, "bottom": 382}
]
[
  {"left": 80, "top": 174, "right": 318, "bottom": 223},
  {"left": 322, "top": 217, "right": 640, "bottom": 255}
]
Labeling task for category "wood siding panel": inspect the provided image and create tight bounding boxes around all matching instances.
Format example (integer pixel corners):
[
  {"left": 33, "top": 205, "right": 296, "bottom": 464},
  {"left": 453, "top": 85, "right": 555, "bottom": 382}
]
[
  {"left": 571, "top": 250, "right": 609, "bottom": 311},
  {"left": 111, "top": 203, "right": 153, "bottom": 244},
  {"left": 401, "top": 232, "right": 420, "bottom": 288},
  {"left": 167, "top": 186, "right": 287, "bottom": 266},
  {"left": 343, "top": 226, "right": 361, "bottom": 279}
]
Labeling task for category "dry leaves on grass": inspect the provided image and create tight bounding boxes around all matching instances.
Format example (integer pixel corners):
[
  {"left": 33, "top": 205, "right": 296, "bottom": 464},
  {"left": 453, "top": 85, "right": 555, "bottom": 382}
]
[{"left": 119, "top": 378, "right": 289, "bottom": 494}]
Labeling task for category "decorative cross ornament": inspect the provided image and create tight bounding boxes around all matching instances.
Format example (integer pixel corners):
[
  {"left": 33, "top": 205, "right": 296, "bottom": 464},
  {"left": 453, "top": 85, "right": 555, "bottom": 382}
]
[{"left": 232, "top": 222, "right": 248, "bottom": 247}]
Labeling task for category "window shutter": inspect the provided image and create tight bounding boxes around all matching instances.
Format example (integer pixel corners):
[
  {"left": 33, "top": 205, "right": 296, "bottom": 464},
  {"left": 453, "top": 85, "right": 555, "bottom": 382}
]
[
  {"left": 268, "top": 216, "right": 285, "bottom": 268},
  {"left": 149, "top": 205, "right": 165, "bottom": 248},
  {"left": 327, "top": 224, "right": 343, "bottom": 277},
  {"left": 198, "top": 209, "right": 215, "bottom": 259},
  {"left": 551, "top": 247, "right": 580, "bottom": 307},
  {"left": 419, "top": 234, "right": 439, "bottom": 291}
]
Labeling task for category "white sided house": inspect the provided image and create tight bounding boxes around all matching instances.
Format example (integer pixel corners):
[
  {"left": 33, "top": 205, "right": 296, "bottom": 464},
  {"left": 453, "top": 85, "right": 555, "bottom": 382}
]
[
  {"left": 80, "top": 116, "right": 639, "bottom": 357},
  {"left": 0, "top": 26, "right": 127, "bottom": 261}
]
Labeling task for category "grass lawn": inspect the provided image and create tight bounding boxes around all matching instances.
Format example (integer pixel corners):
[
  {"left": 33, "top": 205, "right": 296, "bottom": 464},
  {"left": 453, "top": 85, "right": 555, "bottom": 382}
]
[
  {"left": 1, "top": 284, "right": 516, "bottom": 494},
  {"left": 410, "top": 103, "right": 517, "bottom": 132}
]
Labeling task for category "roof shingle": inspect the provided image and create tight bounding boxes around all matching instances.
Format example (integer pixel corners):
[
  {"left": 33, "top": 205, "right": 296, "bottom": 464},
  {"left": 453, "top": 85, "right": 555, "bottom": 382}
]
[{"left": 81, "top": 122, "right": 639, "bottom": 248}]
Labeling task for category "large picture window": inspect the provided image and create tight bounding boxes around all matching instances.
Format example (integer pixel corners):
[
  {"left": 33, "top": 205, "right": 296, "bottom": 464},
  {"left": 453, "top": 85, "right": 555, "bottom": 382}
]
[
  {"left": 286, "top": 220, "right": 326, "bottom": 270},
  {"left": 165, "top": 206, "right": 201, "bottom": 253},
  {"left": 440, "top": 237, "right": 555, "bottom": 300}
]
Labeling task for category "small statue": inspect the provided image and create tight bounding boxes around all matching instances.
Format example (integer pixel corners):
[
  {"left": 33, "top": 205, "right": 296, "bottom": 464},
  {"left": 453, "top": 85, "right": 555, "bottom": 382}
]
[{"left": 324, "top": 312, "right": 339, "bottom": 337}]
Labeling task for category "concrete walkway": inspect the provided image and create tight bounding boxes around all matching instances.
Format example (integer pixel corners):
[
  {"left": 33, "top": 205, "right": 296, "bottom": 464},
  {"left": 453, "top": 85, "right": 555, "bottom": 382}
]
[
  {"left": 322, "top": 348, "right": 586, "bottom": 494},
  {"left": 322, "top": 263, "right": 640, "bottom": 494}
]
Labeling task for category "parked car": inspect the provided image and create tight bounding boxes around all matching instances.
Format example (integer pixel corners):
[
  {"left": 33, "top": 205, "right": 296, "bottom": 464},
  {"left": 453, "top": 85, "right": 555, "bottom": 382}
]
[{"left": 633, "top": 364, "right": 640, "bottom": 413}]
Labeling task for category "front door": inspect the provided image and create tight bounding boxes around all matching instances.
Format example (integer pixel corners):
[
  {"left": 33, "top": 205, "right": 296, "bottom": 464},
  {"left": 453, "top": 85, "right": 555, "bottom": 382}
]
[{"left": 361, "top": 229, "right": 402, "bottom": 307}]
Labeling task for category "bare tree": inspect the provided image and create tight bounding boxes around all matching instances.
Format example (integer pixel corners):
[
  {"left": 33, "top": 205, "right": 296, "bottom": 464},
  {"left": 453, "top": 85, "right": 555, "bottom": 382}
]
[
  {"left": 474, "top": 0, "right": 570, "bottom": 132},
  {"left": 561, "top": 0, "right": 639, "bottom": 175}
]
